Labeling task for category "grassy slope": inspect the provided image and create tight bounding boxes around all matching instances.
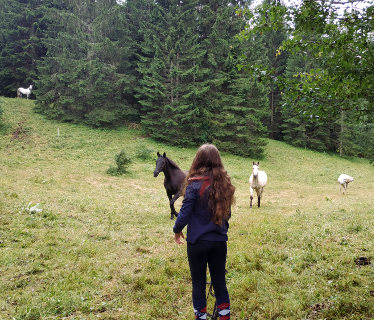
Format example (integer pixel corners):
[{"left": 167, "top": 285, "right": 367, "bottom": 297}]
[{"left": 0, "top": 97, "right": 373, "bottom": 320}]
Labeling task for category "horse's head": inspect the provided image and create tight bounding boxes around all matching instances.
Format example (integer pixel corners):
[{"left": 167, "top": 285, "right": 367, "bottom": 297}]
[
  {"left": 252, "top": 161, "right": 260, "bottom": 178},
  {"left": 29, "top": 85, "right": 33, "bottom": 90},
  {"left": 154, "top": 152, "right": 167, "bottom": 177}
]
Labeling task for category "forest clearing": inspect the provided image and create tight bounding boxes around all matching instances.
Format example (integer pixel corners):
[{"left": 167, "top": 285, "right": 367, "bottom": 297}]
[{"left": 1, "top": 98, "right": 373, "bottom": 319}]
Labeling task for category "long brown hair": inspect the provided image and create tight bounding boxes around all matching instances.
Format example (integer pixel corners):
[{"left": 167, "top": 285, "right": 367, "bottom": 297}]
[{"left": 183, "top": 144, "right": 235, "bottom": 225}]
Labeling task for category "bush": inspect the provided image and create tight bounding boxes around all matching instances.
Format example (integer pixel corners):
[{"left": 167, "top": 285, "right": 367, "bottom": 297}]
[
  {"left": 107, "top": 150, "right": 131, "bottom": 176},
  {"left": 135, "top": 144, "right": 153, "bottom": 161}
]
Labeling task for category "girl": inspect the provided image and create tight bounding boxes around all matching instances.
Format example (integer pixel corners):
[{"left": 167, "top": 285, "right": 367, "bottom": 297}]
[{"left": 173, "top": 144, "right": 235, "bottom": 320}]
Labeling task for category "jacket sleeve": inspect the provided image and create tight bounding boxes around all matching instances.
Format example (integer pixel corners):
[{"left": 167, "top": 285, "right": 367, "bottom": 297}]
[{"left": 173, "top": 183, "right": 197, "bottom": 233}]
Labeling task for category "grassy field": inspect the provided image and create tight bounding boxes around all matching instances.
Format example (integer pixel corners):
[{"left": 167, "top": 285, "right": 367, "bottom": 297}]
[{"left": 0, "top": 97, "right": 373, "bottom": 320}]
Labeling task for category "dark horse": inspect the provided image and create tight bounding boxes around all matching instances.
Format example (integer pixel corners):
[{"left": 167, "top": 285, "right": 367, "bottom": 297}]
[{"left": 154, "top": 152, "right": 186, "bottom": 219}]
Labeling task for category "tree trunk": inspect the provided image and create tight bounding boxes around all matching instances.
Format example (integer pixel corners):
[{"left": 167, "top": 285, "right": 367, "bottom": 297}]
[
  {"left": 270, "top": 85, "right": 274, "bottom": 139},
  {"left": 339, "top": 109, "right": 344, "bottom": 156}
]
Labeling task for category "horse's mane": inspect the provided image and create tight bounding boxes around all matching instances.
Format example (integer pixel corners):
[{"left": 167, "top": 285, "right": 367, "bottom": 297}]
[{"left": 166, "top": 157, "right": 181, "bottom": 170}]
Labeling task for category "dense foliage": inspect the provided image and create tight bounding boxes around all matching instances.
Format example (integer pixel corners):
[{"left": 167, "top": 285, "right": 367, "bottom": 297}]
[
  {"left": 35, "top": 0, "right": 137, "bottom": 127},
  {"left": 107, "top": 149, "right": 132, "bottom": 176},
  {"left": 238, "top": 0, "right": 374, "bottom": 162},
  {"left": 0, "top": 0, "right": 47, "bottom": 97},
  {"left": 0, "top": 0, "right": 373, "bottom": 161}
]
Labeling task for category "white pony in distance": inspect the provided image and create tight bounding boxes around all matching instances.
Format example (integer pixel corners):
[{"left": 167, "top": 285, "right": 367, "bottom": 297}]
[
  {"left": 249, "top": 161, "right": 267, "bottom": 208},
  {"left": 17, "top": 85, "right": 33, "bottom": 99},
  {"left": 338, "top": 174, "right": 354, "bottom": 194}
]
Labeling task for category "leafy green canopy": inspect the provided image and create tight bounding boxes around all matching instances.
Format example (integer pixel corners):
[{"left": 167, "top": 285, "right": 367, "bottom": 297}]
[
  {"left": 268, "top": 1, "right": 372, "bottom": 119},
  {"left": 238, "top": 0, "right": 374, "bottom": 162}
]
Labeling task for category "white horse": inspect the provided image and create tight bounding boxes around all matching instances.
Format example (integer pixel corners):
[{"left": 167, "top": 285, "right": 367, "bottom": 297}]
[
  {"left": 249, "top": 161, "right": 267, "bottom": 208},
  {"left": 17, "top": 85, "right": 33, "bottom": 99},
  {"left": 338, "top": 174, "right": 354, "bottom": 194}
]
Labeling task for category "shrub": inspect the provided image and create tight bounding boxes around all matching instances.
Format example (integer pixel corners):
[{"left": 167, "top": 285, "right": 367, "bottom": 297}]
[
  {"left": 107, "top": 150, "right": 131, "bottom": 176},
  {"left": 135, "top": 144, "right": 153, "bottom": 161}
]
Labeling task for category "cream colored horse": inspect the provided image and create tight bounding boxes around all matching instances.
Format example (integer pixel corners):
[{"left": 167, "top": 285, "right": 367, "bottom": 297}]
[
  {"left": 17, "top": 85, "right": 33, "bottom": 99},
  {"left": 249, "top": 162, "right": 267, "bottom": 208},
  {"left": 338, "top": 174, "right": 354, "bottom": 194}
]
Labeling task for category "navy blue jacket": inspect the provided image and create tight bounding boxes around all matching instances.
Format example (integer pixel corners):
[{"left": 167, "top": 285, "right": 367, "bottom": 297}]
[{"left": 173, "top": 179, "right": 229, "bottom": 244}]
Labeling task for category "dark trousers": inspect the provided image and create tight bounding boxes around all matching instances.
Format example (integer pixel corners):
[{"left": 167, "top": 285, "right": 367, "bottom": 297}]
[{"left": 187, "top": 240, "right": 229, "bottom": 309}]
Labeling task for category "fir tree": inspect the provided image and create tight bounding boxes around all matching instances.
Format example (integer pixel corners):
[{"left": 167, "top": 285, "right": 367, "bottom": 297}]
[
  {"left": 137, "top": 0, "right": 208, "bottom": 145},
  {"left": 36, "top": 0, "right": 136, "bottom": 126},
  {"left": 261, "top": 0, "right": 288, "bottom": 140},
  {"left": 201, "top": 0, "right": 268, "bottom": 157},
  {"left": 0, "top": 0, "right": 48, "bottom": 97},
  {"left": 281, "top": 52, "right": 333, "bottom": 151}
]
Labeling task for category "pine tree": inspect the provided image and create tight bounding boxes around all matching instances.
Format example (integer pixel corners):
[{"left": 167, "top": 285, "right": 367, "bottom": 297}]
[
  {"left": 0, "top": 0, "right": 48, "bottom": 97},
  {"left": 122, "top": 0, "right": 154, "bottom": 122},
  {"left": 36, "top": 0, "right": 136, "bottom": 126},
  {"left": 137, "top": 0, "right": 208, "bottom": 145},
  {"left": 136, "top": 0, "right": 267, "bottom": 157},
  {"left": 260, "top": 0, "right": 288, "bottom": 140},
  {"left": 281, "top": 47, "right": 333, "bottom": 151},
  {"left": 200, "top": 0, "right": 268, "bottom": 158}
]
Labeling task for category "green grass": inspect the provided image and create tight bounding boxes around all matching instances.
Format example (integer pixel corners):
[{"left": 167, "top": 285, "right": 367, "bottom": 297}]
[{"left": 0, "top": 97, "right": 373, "bottom": 320}]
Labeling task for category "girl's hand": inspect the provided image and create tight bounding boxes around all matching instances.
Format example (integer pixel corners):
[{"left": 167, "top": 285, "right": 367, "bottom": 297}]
[{"left": 174, "top": 232, "right": 185, "bottom": 244}]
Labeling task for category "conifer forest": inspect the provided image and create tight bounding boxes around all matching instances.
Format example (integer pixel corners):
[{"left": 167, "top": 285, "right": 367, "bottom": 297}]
[{"left": 1, "top": 0, "right": 373, "bottom": 161}]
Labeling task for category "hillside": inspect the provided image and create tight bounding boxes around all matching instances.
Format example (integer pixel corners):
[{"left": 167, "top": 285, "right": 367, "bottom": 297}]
[{"left": 0, "top": 97, "right": 373, "bottom": 319}]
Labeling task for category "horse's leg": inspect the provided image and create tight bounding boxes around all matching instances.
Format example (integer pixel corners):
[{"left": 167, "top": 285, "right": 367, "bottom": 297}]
[
  {"left": 250, "top": 186, "right": 254, "bottom": 208},
  {"left": 170, "top": 191, "right": 181, "bottom": 218},
  {"left": 258, "top": 188, "right": 263, "bottom": 208},
  {"left": 257, "top": 190, "right": 261, "bottom": 208},
  {"left": 169, "top": 199, "right": 178, "bottom": 219},
  {"left": 166, "top": 191, "right": 174, "bottom": 219}
]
